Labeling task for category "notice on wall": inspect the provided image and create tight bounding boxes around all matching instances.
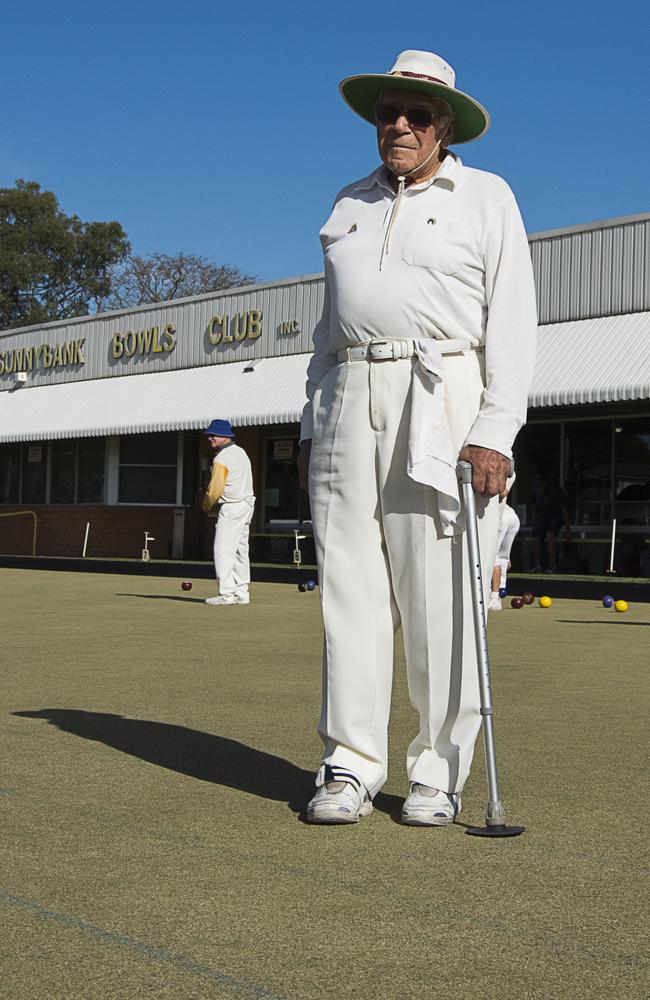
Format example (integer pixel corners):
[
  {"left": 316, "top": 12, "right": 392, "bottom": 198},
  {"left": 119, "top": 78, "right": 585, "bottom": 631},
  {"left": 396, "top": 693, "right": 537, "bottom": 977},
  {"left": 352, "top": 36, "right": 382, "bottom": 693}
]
[
  {"left": 273, "top": 440, "right": 294, "bottom": 461},
  {"left": 28, "top": 446, "right": 43, "bottom": 463}
]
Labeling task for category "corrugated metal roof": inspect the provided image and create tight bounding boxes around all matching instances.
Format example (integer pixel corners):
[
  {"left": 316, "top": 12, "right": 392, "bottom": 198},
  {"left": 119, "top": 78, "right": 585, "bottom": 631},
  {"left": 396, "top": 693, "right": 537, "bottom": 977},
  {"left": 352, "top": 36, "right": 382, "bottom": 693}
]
[
  {"left": 530, "top": 311, "right": 650, "bottom": 407},
  {"left": 0, "top": 354, "right": 310, "bottom": 442},
  {"left": 529, "top": 216, "right": 650, "bottom": 324}
]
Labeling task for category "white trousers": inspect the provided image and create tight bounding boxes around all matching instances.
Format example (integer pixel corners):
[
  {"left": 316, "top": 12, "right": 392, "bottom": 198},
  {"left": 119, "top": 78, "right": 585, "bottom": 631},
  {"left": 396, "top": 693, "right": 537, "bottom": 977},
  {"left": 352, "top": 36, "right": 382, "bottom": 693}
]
[
  {"left": 213, "top": 499, "right": 254, "bottom": 598},
  {"left": 309, "top": 352, "right": 499, "bottom": 797},
  {"left": 496, "top": 507, "right": 521, "bottom": 589}
]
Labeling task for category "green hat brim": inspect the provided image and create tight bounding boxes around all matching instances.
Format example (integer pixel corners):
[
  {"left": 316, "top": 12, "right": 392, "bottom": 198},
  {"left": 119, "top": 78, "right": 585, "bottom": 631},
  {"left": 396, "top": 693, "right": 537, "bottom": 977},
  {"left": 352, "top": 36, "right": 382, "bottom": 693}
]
[{"left": 339, "top": 74, "right": 490, "bottom": 144}]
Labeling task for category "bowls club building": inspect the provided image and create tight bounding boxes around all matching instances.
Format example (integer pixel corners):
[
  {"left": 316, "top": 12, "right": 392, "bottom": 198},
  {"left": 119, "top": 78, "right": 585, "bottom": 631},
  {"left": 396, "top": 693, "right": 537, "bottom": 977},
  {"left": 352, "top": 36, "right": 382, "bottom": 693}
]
[{"left": 0, "top": 212, "right": 649, "bottom": 576}]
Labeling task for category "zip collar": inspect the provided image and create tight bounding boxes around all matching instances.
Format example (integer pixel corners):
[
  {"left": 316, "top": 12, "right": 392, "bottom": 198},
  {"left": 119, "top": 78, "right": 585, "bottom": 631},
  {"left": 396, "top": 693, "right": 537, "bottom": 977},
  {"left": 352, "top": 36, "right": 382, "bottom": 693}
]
[{"left": 353, "top": 151, "right": 461, "bottom": 196}]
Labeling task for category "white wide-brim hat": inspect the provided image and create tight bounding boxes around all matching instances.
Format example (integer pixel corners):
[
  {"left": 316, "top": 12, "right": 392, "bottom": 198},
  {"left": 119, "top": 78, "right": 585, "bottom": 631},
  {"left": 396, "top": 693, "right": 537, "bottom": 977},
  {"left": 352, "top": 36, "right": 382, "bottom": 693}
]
[{"left": 339, "top": 50, "right": 490, "bottom": 144}]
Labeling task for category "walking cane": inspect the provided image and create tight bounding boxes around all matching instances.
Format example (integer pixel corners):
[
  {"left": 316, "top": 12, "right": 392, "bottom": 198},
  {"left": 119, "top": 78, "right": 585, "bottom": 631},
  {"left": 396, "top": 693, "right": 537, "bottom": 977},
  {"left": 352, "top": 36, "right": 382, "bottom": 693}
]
[{"left": 457, "top": 461, "right": 525, "bottom": 838}]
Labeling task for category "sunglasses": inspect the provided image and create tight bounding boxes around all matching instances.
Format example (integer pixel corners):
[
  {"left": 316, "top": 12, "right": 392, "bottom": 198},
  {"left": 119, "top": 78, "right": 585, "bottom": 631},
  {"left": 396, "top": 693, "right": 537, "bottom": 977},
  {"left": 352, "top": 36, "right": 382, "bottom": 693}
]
[{"left": 374, "top": 102, "right": 437, "bottom": 130}]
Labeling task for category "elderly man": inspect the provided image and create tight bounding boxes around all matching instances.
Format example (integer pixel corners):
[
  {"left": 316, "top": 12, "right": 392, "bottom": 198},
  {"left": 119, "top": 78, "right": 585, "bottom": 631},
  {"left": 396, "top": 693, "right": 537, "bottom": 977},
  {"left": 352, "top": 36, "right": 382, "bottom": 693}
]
[
  {"left": 202, "top": 419, "right": 255, "bottom": 606},
  {"left": 298, "top": 50, "right": 537, "bottom": 825}
]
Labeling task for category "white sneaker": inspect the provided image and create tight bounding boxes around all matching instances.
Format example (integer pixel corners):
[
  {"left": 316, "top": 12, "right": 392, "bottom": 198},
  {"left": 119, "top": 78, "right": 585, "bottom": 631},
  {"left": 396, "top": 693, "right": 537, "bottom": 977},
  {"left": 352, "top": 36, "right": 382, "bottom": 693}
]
[
  {"left": 234, "top": 593, "right": 250, "bottom": 605},
  {"left": 307, "top": 779, "right": 373, "bottom": 824},
  {"left": 401, "top": 784, "right": 461, "bottom": 827},
  {"left": 205, "top": 595, "right": 236, "bottom": 606},
  {"left": 488, "top": 595, "right": 502, "bottom": 611}
]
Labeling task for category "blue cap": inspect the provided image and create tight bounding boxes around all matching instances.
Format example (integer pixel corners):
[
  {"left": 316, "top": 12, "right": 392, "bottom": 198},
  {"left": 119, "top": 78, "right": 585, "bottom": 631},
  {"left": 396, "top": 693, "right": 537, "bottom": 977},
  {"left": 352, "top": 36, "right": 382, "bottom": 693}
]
[{"left": 204, "top": 419, "right": 235, "bottom": 437}]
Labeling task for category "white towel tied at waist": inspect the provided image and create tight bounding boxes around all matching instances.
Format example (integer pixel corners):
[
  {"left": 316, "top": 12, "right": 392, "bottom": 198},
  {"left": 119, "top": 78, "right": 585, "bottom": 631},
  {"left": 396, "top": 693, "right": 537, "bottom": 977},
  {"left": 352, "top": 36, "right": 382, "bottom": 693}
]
[
  {"left": 336, "top": 337, "right": 480, "bottom": 536},
  {"left": 408, "top": 339, "right": 467, "bottom": 537}
]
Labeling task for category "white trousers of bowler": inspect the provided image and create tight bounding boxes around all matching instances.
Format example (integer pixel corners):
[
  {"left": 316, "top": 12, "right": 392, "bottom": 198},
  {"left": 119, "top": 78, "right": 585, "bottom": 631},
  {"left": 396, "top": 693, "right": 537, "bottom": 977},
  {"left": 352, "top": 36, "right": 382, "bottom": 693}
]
[
  {"left": 309, "top": 351, "right": 499, "bottom": 798},
  {"left": 496, "top": 508, "right": 521, "bottom": 590},
  {"left": 214, "top": 499, "right": 255, "bottom": 599}
]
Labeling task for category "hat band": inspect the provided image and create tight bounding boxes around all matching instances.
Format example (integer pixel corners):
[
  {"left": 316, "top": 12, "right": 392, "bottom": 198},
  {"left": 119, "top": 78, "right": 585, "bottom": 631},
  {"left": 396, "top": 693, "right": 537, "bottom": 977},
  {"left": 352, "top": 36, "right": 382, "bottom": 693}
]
[{"left": 391, "top": 70, "right": 449, "bottom": 87}]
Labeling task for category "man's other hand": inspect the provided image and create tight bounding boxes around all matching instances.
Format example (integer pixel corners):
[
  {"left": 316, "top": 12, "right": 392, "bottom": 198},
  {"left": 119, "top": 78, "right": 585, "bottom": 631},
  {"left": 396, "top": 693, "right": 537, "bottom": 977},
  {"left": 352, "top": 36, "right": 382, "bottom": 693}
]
[
  {"left": 298, "top": 440, "right": 312, "bottom": 492},
  {"left": 458, "top": 445, "right": 510, "bottom": 497}
]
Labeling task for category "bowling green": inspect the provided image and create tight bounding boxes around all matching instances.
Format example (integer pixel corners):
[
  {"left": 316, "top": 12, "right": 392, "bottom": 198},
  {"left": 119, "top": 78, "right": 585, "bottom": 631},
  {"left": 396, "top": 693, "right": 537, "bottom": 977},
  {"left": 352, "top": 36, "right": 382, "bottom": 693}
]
[{"left": 0, "top": 568, "right": 647, "bottom": 1000}]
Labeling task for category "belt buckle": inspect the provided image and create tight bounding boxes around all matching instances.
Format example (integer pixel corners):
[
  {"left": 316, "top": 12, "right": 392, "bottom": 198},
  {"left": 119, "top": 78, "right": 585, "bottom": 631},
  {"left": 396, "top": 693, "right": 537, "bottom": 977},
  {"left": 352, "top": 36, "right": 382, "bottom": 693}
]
[{"left": 369, "top": 340, "right": 388, "bottom": 362}]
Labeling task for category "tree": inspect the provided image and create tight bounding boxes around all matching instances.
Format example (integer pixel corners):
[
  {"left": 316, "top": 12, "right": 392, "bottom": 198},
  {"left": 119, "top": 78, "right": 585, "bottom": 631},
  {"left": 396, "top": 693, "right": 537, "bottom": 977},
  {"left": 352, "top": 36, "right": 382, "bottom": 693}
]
[
  {"left": 100, "top": 252, "right": 256, "bottom": 310},
  {"left": 0, "top": 179, "right": 130, "bottom": 331}
]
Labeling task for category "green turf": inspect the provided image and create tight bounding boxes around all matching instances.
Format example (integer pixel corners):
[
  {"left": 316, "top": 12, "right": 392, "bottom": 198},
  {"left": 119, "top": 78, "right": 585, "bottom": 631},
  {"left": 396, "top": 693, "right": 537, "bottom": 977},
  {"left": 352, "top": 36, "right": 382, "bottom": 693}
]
[{"left": 0, "top": 569, "right": 647, "bottom": 999}]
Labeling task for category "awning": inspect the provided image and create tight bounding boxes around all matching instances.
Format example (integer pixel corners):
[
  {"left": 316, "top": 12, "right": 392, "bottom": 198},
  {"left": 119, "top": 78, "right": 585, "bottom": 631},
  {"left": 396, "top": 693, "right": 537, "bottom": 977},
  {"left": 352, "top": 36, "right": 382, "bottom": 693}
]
[
  {"left": 0, "top": 354, "right": 311, "bottom": 442},
  {"left": 529, "top": 311, "right": 650, "bottom": 407}
]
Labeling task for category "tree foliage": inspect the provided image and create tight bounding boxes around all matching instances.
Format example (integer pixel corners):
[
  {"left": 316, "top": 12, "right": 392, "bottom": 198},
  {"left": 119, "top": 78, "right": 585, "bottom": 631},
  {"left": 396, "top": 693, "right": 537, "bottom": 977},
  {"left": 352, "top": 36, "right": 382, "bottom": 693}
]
[
  {"left": 0, "top": 179, "right": 130, "bottom": 330},
  {"left": 101, "top": 252, "right": 256, "bottom": 311}
]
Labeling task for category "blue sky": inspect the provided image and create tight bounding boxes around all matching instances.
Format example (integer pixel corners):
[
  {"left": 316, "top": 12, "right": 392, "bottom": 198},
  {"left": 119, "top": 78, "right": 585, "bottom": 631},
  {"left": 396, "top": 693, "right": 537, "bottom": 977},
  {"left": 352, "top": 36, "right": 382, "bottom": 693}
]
[{"left": 2, "top": 0, "right": 647, "bottom": 285}]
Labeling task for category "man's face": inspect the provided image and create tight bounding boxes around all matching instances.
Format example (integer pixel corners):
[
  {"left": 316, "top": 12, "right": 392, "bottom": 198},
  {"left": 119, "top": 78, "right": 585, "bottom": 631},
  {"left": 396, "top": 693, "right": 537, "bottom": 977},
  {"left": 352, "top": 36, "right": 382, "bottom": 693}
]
[
  {"left": 376, "top": 88, "right": 452, "bottom": 178},
  {"left": 207, "top": 435, "right": 231, "bottom": 450}
]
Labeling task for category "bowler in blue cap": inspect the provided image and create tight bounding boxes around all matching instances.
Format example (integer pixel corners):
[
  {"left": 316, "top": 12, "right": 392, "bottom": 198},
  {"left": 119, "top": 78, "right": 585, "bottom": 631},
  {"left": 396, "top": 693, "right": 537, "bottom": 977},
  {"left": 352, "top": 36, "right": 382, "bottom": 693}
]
[
  {"left": 203, "top": 419, "right": 235, "bottom": 438},
  {"left": 202, "top": 419, "right": 255, "bottom": 605}
]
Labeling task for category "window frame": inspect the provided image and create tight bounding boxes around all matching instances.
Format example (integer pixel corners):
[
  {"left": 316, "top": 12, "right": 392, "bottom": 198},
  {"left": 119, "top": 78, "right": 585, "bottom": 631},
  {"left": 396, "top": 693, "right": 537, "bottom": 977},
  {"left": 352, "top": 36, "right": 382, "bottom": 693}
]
[{"left": 116, "top": 431, "right": 183, "bottom": 507}]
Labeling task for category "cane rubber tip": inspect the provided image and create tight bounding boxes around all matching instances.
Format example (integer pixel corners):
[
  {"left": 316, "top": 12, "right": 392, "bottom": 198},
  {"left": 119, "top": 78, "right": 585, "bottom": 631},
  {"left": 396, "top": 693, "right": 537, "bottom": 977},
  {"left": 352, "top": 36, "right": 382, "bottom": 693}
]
[{"left": 465, "top": 824, "right": 525, "bottom": 838}]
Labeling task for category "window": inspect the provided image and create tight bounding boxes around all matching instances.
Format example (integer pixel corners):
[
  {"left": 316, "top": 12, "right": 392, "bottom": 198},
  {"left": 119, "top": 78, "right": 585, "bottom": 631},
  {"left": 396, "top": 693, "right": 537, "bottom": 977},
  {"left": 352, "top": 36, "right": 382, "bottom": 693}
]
[
  {"left": 77, "top": 439, "right": 106, "bottom": 503},
  {"left": 264, "top": 436, "right": 310, "bottom": 524},
  {"left": 51, "top": 441, "right": 76, "bottom": 503},
  {"left": 21, "top": 443, "right": 47, "bottom": 504},
  {"left": 182, "top": 431, "right": 199, "bottom": 506},
  {"left": 0, "top": 439, "right": 106, "bottom": 505},
  {"left": 118, "top": 433, "right": 177, "bottom": 504},
  {"left": 564, "top": 421, "right": 612, "bottom": 527},
  {"left": 50, "top": 438, "right": 105, "bottom": 504},
  {"left": 512, "top": 423, "right": 561, "bottom": 527},
  {"left": 615, "top": 418, "right": 650, "bottom": 527},
  {"left": 0, "top": 445, "right": 20, "bottom": 503}
]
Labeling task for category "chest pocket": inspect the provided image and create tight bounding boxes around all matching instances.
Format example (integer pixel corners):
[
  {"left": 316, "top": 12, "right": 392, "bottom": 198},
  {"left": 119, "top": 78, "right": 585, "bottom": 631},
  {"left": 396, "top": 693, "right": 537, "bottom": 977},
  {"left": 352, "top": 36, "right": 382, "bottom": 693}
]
[{"left": 402, "top": 219, "right": 476, "bottom": 275}]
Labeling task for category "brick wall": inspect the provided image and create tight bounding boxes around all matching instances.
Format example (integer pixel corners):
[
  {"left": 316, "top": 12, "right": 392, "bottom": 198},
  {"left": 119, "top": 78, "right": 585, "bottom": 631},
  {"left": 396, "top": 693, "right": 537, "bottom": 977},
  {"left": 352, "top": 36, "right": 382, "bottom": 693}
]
[{"left": 0, "top": 505, "right": 175, "bottom": 559}]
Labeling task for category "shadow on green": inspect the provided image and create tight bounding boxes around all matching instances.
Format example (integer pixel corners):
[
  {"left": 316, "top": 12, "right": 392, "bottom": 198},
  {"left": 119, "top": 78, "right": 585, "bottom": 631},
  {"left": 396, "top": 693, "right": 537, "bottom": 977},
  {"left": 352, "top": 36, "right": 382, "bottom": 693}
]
[{"left": 12, "top": 709, "right": 404, "bottom": 822}]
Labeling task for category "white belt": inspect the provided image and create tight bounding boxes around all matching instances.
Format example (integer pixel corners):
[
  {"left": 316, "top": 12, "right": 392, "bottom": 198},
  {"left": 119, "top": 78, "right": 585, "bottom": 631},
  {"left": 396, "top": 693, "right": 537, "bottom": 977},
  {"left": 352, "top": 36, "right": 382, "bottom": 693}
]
[{"left": 337, "top": 338, "right": 481, "bottom": 363}]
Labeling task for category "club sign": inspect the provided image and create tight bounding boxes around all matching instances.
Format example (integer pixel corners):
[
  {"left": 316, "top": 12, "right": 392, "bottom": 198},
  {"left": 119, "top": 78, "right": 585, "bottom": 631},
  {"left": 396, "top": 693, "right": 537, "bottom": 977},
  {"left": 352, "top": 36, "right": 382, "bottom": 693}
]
[
  {"left": 111, "top": 324, "right": 176, "bottom": 359},
  {"left": 207, "top": 310, "right": 263, "bottom": 344},
  {"left": 0, "top": 338, "right": 86, "bottom": 374}
]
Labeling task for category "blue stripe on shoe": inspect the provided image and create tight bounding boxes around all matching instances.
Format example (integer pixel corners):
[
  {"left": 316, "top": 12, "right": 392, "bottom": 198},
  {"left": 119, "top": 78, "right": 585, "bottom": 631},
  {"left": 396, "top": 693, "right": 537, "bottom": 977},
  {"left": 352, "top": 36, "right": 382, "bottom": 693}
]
[{"left": 324, "top": 765, "right": 362, "bottom": 789}]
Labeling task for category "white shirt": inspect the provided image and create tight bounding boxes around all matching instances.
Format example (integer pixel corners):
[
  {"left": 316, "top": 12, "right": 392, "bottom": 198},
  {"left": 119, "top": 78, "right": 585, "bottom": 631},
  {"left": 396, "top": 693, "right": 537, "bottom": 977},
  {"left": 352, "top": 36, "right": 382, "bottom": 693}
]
[
  {"left": 214, "top": 443, "right": 254, "bottom": 503},
  {"left": 301, "top": 153, "right": 537, "bottom": 459}
]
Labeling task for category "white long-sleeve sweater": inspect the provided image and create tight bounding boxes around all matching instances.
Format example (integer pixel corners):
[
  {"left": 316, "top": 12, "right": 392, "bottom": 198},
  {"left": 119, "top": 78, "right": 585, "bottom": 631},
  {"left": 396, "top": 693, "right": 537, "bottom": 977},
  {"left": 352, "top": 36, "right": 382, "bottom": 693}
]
[{"left": 300, "top": 152, "right": 538, "bottom": 459}]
